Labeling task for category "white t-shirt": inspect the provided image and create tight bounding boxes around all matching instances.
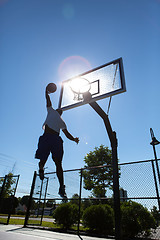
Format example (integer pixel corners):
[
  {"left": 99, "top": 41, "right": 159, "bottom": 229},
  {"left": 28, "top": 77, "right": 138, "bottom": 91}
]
[{"left": 43, "top": 107, "right": 67, "bottom": 133}]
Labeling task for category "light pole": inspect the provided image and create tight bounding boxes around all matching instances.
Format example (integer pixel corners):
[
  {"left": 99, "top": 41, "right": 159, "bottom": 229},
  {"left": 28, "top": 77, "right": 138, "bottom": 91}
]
[{"left": 150, "top": 128, "right": 160, "bottom": 185}]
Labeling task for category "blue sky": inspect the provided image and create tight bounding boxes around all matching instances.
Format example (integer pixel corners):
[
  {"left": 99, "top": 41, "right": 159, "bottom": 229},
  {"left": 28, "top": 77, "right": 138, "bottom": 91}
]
[{"left": 0, "top": 0, "right": 160, "bottom": 197}]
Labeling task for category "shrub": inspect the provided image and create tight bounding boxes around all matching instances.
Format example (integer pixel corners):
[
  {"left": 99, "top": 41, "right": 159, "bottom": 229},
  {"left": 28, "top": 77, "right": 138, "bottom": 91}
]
[
  {"left": 16, "top": 210, "right": 25, "bottom": 215},
  {"left": 53, "top": 203, "right": 79, "bottom": 229},
  {"left": 0, "top": 197, "right": 19, "bottom": 214},
  {"left": 121, "top": 201, "right": 156, "bottom": 238},
  {"left": 82, "top": 204, "right": 114, "bottom": 235},
  {"left": 151, "top": 206, "right": 160, "bottom": 226},
  {"left": 81, "top": 198, "right": 92, "bottom": 211}
]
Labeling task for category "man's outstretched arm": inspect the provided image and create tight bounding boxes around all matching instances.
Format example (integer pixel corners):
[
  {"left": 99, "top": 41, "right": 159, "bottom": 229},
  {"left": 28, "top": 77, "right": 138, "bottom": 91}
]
[
  {"left": 45, "top": 88, "right": 52, "bottom": 107},
  {"left": 62, "top": 129, "right": 79, "bottom": 144}
]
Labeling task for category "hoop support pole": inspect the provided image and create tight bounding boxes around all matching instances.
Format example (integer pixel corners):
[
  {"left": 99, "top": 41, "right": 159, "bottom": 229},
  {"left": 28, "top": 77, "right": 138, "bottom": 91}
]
[{"left": 89, "top": 101, "right": 121, "bottom": 240}]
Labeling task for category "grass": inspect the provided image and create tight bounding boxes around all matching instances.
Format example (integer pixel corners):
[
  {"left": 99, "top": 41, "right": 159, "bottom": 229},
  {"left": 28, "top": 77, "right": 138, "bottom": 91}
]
[
  {"left": 0, "top": 217, "right": 86, "bottom": 232},
  {"left": 0, "top": 218, "right": 8, "bottom": 224},
  {"left": 0, "top": 214, "right": 53, "bottom": 218},
  {"left": 0, "top": 218, "right": 24, "bottom": 225},
  {"left": 0, "top": 217, "right": 56, "bottom": 227}
]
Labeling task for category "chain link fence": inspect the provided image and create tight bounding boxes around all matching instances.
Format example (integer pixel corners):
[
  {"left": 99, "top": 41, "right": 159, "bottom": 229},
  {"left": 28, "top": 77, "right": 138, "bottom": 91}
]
[
  {"left": 24, "top": 159, "right": 160, "bottom": 239},
  {"left": 119, "top": 160, "right": 160, "bottom": 210}
]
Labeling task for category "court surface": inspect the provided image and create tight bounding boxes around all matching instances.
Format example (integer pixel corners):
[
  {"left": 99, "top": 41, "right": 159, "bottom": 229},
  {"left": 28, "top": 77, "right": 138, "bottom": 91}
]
[{"left": 0, "top": 225, "right": 113, "bottom": 240}]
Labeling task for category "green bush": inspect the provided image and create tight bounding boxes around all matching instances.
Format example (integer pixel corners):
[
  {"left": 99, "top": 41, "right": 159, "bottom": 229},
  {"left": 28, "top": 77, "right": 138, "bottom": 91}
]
[
  {"left": 121, "top": 201, "right": 156, "bottom": 238},
  {"left": 53, "top": 203, "right": 79, "bottom": 229},
  {"left": 82, "top": 204, "right": 114, "bottom": 235},
  {"left": 0, "top": 197, "right": 19, "bottom": 214},
  {"left": 81, "top": 199, "right": 92, "bottom": 211},
  {"left": 16, "top": 210, "right": 25, "bottom": 215},
  {"left": 151, "top": 206, "right": 160, "bottom": 226}
]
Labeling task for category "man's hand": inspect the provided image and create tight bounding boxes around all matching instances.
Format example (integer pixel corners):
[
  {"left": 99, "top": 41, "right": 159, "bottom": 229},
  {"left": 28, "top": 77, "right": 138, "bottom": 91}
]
[
  {"left": 74, "top": 137, "right": 79, "bottom": 144},
  {"left": 62, "top": 129, "right": 79, "bottom": 144}
]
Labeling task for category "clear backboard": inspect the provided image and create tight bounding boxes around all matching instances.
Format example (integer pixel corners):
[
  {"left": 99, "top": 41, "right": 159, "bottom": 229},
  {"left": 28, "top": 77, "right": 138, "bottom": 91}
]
[{"left": 58, "top": 58, "right": 126, "bottom": 111}]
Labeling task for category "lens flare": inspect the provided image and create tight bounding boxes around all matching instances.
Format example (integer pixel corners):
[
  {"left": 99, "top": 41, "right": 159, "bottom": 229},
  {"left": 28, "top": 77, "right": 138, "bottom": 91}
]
[
  {"left": 0, "top": 0, "right": 8, "bottom": 6},
  {"left": 62, "top": 3, "right": 75, "bottom": 19},
  {"left": 58, "top": 55, "right": 92, "bottom": 80},
  {"left": 70, "top": 78, "right": 91, "bottom": 94}
]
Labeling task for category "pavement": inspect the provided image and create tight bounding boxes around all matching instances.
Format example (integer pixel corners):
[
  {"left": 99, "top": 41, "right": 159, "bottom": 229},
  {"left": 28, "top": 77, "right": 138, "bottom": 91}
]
[{"left": 0, "top": 225, "right": 114, "bottom": 240}]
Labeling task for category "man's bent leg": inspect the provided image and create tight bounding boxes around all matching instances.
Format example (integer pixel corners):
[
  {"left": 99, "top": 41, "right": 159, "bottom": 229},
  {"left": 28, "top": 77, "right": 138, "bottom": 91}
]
[
  {"left": 38, "top": 159, "right": 47, "bottom": 180},
  {"left": 39, "top": 159, "right": 47, "bottom": 170},
  {"left": 54, "top": 158, "right": 67, "bottom": 198},
  {"left": 54, "top": 158, "right": 64, "bottom": 187}
]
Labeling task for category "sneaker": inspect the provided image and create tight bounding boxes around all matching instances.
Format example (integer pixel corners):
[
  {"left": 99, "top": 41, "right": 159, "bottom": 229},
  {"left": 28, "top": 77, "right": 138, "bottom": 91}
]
[
  {"left": 58, "top": 185, "right": 67, "bottom": 199},
  {"left": 39, "top": 169, "right": 44, "bottom": 180}
]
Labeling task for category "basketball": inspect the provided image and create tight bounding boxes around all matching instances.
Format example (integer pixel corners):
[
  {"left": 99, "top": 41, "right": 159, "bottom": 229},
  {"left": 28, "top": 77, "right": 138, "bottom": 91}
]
[{"left": 46, "top": 83, "right": 57, "bottom": 94}]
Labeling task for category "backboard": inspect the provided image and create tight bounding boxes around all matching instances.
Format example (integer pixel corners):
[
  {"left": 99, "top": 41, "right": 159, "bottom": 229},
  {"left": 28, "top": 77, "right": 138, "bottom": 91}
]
[{"left": 58, "top": 57, "right": 126, "bottom": 111}]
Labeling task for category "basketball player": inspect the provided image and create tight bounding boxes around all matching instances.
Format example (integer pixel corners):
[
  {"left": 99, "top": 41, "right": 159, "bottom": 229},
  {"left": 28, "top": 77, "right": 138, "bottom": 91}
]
[{"left": 35, "top": 85, "right": 79, "bottom": 198}]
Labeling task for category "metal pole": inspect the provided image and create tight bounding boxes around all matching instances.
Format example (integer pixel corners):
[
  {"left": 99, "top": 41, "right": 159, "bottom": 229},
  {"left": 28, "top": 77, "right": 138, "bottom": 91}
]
[
  {"left": 77, "top": 168, "right": 83, "bottom": 235},
  {"left": 150, "top": 128, "right": 160, "bottom": 186},
  {"left": 13, "top": 175, "right": 20, "bottom": 196},
  {"left": 24, "top": 171, "right": 37, "bottom": 227},
  {"left": 7, "top": 175, "right": 20, "bottom": 225},
  {"left": 111, "top": 131, "right": 121, "bottom": 240},
  {"left": 151, "top": 160, "right": 160, "bottom": 211},
  {"left": 0, "top": 175, "right": 7, "bottom": 213},
  {"left": 152, "top": 144, "right": 160, "bottom": 185},
  {"left": 40, "top": 177, "right": 49, "bottom": 225},
  {"left": 7, "top": 196, "right": 15, "bottom": 225},
  {"left": 89, "top": 101, "right": 121, "bottom": 240},
  {"left": 37, "top": 179, "right": 43, "bottom": 218}
]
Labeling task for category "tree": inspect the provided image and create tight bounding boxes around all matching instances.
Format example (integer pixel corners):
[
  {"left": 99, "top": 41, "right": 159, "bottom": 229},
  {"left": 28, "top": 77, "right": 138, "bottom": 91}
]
[
  {"left": 70, "top": 194, "right": 79, "bottom": 206},
  {"left": 0, "top": 173, "right": 16, "bottom": 198},
  {"left": 20, "top": 195, "right": 37, "bottom": 210},
  {"left": 20, "top": 195, "right": 30, "bottom": 207},
  {"left": 46, "top": 199, "right": 56, "bottom": 208},
  {"left": 83, "top": 145, "right": 116, "bottom": 198}
]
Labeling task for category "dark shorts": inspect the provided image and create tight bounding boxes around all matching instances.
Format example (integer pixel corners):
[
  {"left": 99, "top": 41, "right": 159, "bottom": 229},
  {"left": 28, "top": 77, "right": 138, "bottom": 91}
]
[{"left": 35, "top": 133, "right": 64, "bottom": 161}]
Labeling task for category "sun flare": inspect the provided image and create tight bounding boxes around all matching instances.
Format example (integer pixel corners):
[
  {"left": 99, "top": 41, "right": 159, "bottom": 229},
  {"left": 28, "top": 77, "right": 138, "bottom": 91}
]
[{"left": 70, "top": 77, "right": 91, "bottom": 94}]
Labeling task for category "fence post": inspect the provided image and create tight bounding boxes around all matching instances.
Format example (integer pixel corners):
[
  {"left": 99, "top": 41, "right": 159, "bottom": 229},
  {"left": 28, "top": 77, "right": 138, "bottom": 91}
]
[
  {"left": 13, "top": 175, "right": 20, "bottom": 196},
  {"left": 150, "top": 128, "right": 160, "bottom": 186},
  {"left": 0, "top": 175, "right": 7, "bottom": 213},
  {"left": 111, "top": 131, "right": 121, "bottom": 240},
  {"left": 77, "top": 168, "right": 83, "bottom": 235},
  {"left": 40, "top": 177, "right": 49, "bottom": 225},
  {"left": 152, "top": 145, "right": 160, "bottom": 186},
  {"left": 0, "top": 175, "right": 7, "bottom": 197},
  {"left": 7, "top": 175, "right": 20, "bottom": 225},
  {"left": 37, "top": 179, "right": 43, "bottom": 218},
  {"left": 24, "top": 171, "right": 37, "bottom": 227}
]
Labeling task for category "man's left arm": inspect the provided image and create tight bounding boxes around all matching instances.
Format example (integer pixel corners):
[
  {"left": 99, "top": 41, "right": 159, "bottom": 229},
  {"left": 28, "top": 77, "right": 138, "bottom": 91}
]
[
  {"left": 45, "top": 88, "right": 52, "bottom": 107},
  {"left": 62, "top": 129, "right": 79, "bottom": 144}
]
